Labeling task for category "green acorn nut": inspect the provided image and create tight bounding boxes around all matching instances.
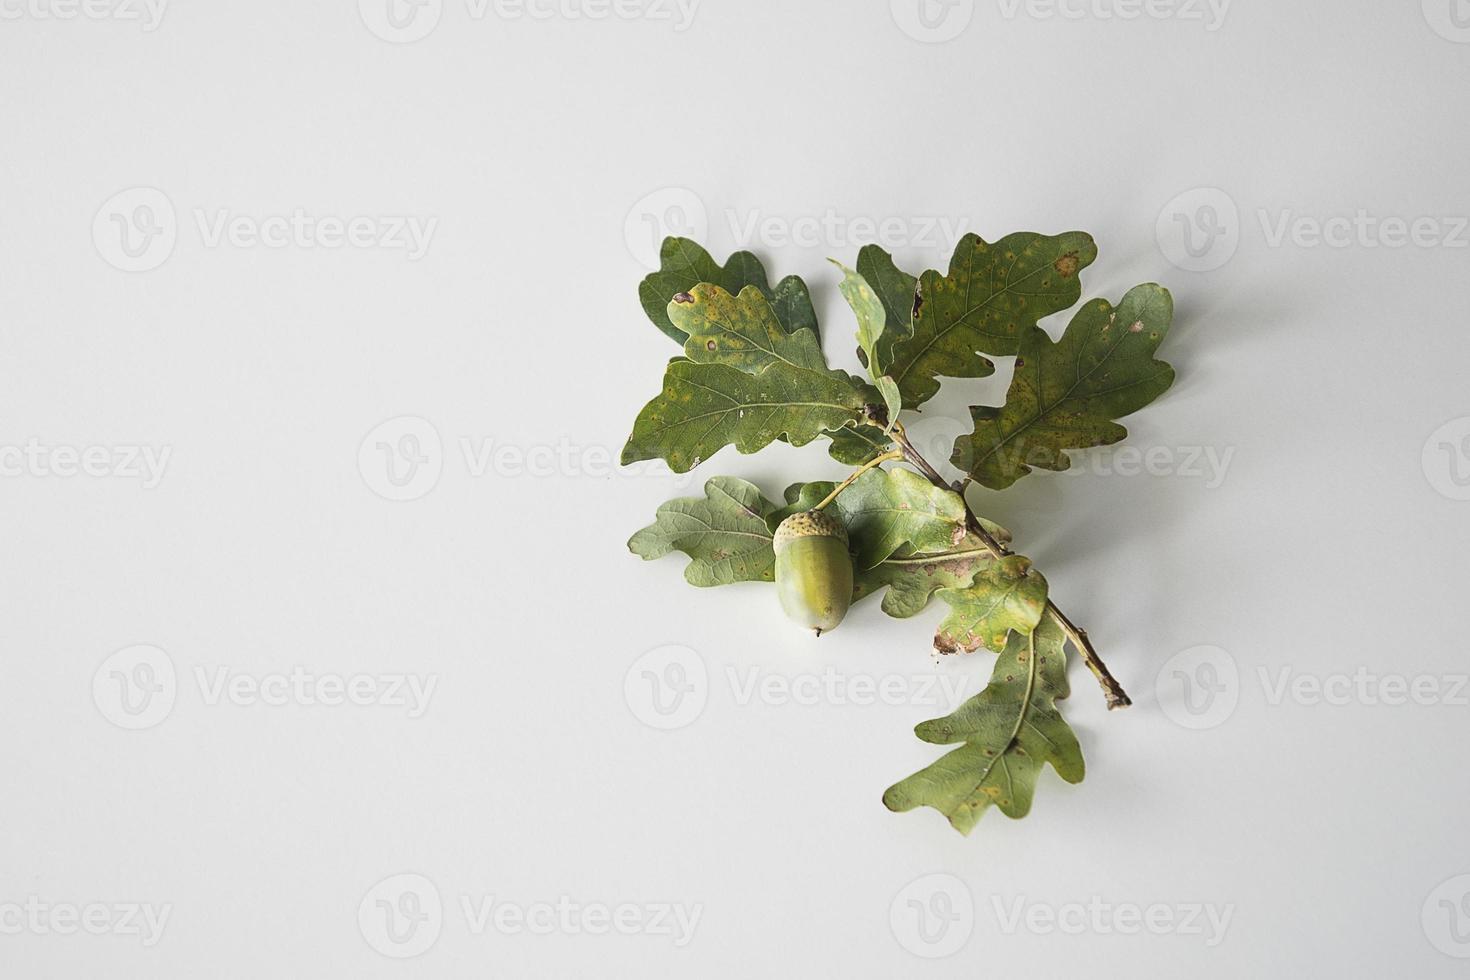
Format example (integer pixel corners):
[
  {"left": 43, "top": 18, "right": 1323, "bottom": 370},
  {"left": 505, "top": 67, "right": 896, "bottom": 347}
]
[{"left": 773, "top": 509, "right": 854, "bottom": 635}]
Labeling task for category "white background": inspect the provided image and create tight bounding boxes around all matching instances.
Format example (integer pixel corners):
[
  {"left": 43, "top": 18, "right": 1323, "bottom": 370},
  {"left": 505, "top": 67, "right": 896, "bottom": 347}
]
[{"left": 2, "top": 0, "right": 1469, "bottom": 976}]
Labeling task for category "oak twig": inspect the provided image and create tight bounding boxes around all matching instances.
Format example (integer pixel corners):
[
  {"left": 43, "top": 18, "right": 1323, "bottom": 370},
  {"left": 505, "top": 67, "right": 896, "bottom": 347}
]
[
  {"left": 812, "top": 449, "right": 905, "bottom": 512},
  {"left": 888, "top": 421, "right": 1131, "bottom": 709}
]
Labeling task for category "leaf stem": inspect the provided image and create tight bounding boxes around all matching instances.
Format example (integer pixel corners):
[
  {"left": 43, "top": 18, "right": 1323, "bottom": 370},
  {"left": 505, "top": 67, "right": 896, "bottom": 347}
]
[
  {"left": 889, "top": 422, "right": 1131, "bottom": 709},
  {"left": 812, "top": 449, "right": 905, "bottom": 512}
]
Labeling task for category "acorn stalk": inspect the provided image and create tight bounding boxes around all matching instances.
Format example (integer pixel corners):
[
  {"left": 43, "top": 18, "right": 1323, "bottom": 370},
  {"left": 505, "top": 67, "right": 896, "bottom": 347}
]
[{"left": 773, "top": 510, "right": 853, "bottom": 635}]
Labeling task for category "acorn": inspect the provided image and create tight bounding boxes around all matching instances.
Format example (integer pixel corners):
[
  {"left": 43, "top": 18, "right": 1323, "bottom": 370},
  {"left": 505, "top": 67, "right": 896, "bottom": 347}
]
[{"left": 773, "top": 510, "right": 854, "bottom": 635}]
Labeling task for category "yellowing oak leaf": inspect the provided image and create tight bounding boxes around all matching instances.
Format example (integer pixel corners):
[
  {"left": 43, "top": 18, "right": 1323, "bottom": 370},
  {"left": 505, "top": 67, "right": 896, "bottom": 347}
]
[
  {"left": 884, "top": 617, "right": 1083, "bottom": 834},
  {"left": 933, "top": 555, "right": 1048, "bottom": 654},
  {"left": 886, "top": 232, "right": 1097, "bottom": 408},
  {"left": 953, "top": 283, "right": 1176, "bottom": 490},
  {"left": 639, "top": 237, "right": 817, "bottom": 344}
]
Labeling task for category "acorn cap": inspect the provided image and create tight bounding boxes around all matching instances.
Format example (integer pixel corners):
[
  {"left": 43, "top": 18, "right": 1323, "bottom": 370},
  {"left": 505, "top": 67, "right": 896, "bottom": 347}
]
[{"left": 773, "top": 510, "right": 848, "bottom": 553}]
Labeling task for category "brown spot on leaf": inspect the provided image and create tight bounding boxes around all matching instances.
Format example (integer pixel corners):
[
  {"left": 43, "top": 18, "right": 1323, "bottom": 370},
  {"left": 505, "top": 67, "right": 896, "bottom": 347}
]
[
  {"left": 1053, "top": 253, "right": 1080, "bottom": 277},
  {"left": 705, "top": 340, "right": 717, "bottom": 350},
  {"left": 673, "top": 292, "right": 694, "bottom": 304}
]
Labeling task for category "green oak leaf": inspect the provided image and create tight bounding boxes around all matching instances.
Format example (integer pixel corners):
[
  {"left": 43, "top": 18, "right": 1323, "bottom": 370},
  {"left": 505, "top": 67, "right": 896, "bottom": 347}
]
[
  {"left": 834, "top": 260, "right": 903, "bottom": 425},
  {"left": 851, "top": 530, "right": 1005, "bottom": 619},
  {"left": 855, "top": 244, "right": 918, "bottom": 363},
  {"left": 670, "top": 283, "right": 837, "bottom": 377},
  {"left": 833, "top": 260, "right": 885, "bottom": 370},
  {"left": 825, "top": 423, "right": 895, "bottom": 465},
  {"left": 627, "top": 476, "right": 782, "bottom": 586},
  {"left": 933, "top": 555, "right": 1048, "bottom": 654},
  {"left": 620, "top": 359, "right": 870, "bottom": 473},
  {"left": 640, "top": 237, "right": 817, "bottom": 344},
  {"left": 632, "top": 471, "right": 998, "bottom": 615},
  {"left": 629, "top": 281, "right": 877, "bottom": 472},
  {"left": 779, "top": 479, "right": 1011, "bottom": 618},
  {"left": 631, "top": 469, "right": 1022, "bottom": 626},
  {"left": 776, "top": 469, "right": 967, "bottom": 570},
  {"left": 884, "top": 616, "right": 1083, "bottom": 834},
  {"left": 886, "top": 231, "right": 1097, "bottom": 408},
  {"left": 953, "top": 283, "right": 1176, "bottom": 490}
]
